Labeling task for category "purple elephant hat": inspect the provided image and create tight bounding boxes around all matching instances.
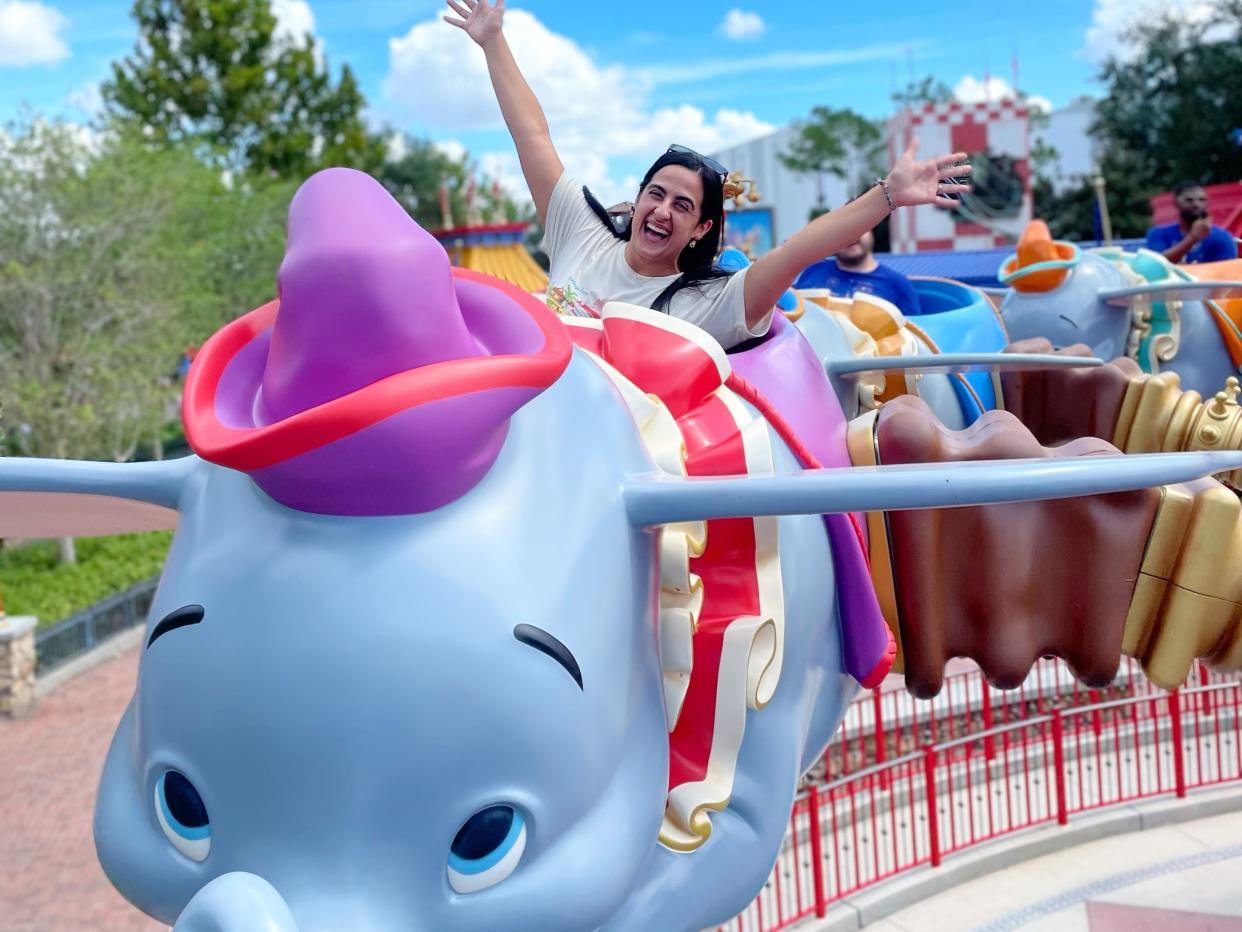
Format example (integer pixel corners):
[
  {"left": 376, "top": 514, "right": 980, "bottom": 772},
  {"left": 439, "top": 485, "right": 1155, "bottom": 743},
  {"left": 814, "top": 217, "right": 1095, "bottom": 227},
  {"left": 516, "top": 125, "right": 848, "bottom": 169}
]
[{"left": 184, "top": 168, "right": 571, "bottom": 516}]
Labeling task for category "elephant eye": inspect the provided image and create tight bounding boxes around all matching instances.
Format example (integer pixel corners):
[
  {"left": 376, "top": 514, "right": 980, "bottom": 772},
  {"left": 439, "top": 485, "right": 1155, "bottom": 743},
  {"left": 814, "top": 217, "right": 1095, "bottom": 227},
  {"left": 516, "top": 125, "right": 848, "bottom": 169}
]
[
  {"left": 447, "top": 805, "right": 527, "bottom": 894},
  {"left": 154, "top": 770, "right": 211, "bottom": 862}
]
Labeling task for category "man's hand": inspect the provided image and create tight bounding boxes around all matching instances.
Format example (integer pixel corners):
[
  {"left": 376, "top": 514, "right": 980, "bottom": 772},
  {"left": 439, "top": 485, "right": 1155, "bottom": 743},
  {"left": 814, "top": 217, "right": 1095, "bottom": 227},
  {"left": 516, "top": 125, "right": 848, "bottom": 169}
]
[
  {"left": 445, "top": 0, "right": 505, "bottom": 49},
  {"left": 1163, "top": 215, "right": 1215, "bottom": 262}
]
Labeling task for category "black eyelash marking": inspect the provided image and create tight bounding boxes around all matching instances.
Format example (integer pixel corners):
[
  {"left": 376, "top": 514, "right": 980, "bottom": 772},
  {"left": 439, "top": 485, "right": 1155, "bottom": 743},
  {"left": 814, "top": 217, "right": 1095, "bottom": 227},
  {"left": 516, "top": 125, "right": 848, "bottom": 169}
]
[
  {"left": 147, "top": 605, "right": 205, "bottom": 648},
  {"left": 513, "top": 624, "right": 583, "bottom": 691}
]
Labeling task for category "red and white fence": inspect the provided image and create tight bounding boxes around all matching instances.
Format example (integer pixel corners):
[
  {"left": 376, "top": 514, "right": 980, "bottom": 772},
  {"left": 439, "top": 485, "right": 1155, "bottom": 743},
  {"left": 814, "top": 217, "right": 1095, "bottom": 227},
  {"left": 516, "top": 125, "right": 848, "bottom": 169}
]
[{"left": 723, "top": 661, "right": 1242, "bottom": 931}]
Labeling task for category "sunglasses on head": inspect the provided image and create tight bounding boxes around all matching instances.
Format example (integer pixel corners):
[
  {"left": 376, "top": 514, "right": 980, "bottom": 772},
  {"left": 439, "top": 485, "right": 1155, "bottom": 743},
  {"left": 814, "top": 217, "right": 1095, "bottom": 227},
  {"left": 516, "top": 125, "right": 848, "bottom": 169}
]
[{"left": 666, "top": 144, "right": 727, "bottom": 179}]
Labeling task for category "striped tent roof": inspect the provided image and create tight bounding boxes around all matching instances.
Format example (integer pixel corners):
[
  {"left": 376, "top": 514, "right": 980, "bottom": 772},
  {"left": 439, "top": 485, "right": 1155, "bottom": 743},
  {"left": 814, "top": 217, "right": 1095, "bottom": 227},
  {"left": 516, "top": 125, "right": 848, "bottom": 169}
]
[{"left": 435, "top": 222, "right": 549, "bottom": 294}]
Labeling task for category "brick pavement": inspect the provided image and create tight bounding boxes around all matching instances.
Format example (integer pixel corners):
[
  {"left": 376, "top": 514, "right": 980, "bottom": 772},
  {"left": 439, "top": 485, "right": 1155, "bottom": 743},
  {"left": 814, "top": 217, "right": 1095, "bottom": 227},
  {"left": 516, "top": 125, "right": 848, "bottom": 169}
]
[{"left": 0, "top": 646, "right": 164, "bottom": 931}]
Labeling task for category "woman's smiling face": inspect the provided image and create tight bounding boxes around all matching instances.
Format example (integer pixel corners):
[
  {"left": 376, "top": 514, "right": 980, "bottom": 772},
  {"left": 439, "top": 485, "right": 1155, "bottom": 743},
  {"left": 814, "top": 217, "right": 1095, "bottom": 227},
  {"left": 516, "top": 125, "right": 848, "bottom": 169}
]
[{"left": 627, "top": 164, "right": 713, "bottom": 275}]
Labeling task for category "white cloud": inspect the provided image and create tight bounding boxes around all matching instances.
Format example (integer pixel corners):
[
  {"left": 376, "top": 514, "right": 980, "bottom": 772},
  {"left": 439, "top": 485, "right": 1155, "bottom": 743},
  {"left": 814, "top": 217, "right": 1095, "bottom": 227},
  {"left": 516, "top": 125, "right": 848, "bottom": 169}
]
[
  {"left": 386, "top": 11, "right": 636, "bottom": 134},
  {"left": 433, "top": 139, "right": 467, "bottom": 163},
  {"left": 383, "top": 10, "right": 775, "bottom": 204},
  {"left": 478, "top": 150, "right": 529, "bottom": 202},
  {"left": 641, "top": 43, "right": 915, "bottom": 86},
  {"left": 953, "top": 75, "right": 1052, "bottom": 114},
  {"left": 270, "top": 0, "right": 325, "bottom": 66},
  {"left": 385, "top": 132, "right": 408, "bottom": 163},
  {"left": 65, "top": 80, "right": 102, "bottom": 117},
  {"left": 271, "top": 0, "right": 315, "bottom": 46},
  {"left": 718, "top": 9, "right": 765, "bottom": 41},
  {"left": 632, "top": 105, "right": 775, "bottom": 157},
  {"left": 1083, "top": 0, "right": 1228, "bottom": 62},
  {"left": 0, "top": 1, "right": 69, "bottom": 67},
  {"left": 953, "top": 75, "right": 1016, "bottom": 104}
]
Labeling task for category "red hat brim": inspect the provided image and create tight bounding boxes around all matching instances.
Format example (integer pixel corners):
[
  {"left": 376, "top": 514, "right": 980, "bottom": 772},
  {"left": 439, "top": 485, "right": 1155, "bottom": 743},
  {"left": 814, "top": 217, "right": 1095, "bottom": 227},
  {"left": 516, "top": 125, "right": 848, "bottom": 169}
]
[{"left": 185, "top": 267, "right": 570, "bottom": 475}]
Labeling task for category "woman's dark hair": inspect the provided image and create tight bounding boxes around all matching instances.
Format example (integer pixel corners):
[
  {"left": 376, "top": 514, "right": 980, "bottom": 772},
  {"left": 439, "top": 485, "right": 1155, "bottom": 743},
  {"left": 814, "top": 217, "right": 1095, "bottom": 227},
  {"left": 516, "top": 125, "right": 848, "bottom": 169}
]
[{"left": 582, "top": 148, "right": 732, "bottom": 312}]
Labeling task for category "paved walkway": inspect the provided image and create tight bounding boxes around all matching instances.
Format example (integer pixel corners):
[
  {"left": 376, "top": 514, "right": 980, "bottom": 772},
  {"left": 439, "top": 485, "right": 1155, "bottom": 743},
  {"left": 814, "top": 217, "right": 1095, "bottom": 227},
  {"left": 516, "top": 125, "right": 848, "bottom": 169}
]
[
  {"left": 0, "top": 646, "right": 163, "bottom": 931},
  {"left": 867, "top": 809, "right": 1242, "bottom": 931}
]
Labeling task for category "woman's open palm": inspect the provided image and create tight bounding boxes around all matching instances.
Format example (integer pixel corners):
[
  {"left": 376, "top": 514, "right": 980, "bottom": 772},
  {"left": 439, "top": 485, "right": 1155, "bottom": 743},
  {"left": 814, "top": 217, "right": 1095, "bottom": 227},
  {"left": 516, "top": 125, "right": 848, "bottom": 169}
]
[
  {"left": 444, "top": 0, "right": 504, "bottom": 47},
  {"left": 887, "top": 143, "right": 972, "bottom": 208}
]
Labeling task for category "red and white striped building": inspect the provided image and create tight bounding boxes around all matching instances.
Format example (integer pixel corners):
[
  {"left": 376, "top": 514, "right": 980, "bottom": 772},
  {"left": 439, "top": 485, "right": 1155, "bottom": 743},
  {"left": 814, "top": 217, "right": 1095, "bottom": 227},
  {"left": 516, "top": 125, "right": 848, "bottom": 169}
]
[{"left": 889, "top": 98, "right": 1032, "bottom": 253}]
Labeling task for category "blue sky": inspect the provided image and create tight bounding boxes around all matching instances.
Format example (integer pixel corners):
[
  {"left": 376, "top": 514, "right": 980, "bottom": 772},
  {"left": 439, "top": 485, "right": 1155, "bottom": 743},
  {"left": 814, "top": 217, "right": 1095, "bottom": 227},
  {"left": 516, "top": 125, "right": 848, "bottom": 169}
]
[{"left": 0, "top": 0, "right": 1173, "bottom": 202}]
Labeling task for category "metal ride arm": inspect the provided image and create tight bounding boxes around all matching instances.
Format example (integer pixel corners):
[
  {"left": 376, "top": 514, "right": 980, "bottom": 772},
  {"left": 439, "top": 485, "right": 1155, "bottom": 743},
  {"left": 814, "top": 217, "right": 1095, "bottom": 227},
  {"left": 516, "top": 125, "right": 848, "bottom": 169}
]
[
  {"left": 827, "top": 352, "right": 1106, "bottom": 378},
  {"left": 623, "top": 451, "right": 1242, "bottom": 525}
]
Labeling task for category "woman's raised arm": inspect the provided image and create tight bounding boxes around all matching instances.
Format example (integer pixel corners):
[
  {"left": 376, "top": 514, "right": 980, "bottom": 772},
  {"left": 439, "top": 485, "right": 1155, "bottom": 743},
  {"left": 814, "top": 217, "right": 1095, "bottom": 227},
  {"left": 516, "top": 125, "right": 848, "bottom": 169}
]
[
  {"left": 742, "top": 144, "right": 971, "bottom": 329},
  {"left": 444, "top": 0, "right": 564, "bottom": 226}
]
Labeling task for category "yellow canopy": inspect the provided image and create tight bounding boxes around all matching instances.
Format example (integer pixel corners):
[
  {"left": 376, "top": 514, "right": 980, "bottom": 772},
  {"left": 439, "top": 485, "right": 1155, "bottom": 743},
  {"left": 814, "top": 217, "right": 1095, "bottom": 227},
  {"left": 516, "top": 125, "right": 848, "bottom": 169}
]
[{"left": 447, "top": 242, "right": 549, "bottom": 294}]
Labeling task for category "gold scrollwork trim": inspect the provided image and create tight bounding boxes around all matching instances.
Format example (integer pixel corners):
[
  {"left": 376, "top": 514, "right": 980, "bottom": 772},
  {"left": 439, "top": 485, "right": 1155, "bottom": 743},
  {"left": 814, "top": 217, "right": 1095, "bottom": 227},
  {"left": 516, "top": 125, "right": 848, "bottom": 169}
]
[
  {"left": 1114, "top": 374, "right": 1242, "bottom": 489},
  {"left": 1123, "top": 481, "right": 1242, "bottom": 688},
  {"left": 845, "top": 411, "right": 904, "bottom": 671}
]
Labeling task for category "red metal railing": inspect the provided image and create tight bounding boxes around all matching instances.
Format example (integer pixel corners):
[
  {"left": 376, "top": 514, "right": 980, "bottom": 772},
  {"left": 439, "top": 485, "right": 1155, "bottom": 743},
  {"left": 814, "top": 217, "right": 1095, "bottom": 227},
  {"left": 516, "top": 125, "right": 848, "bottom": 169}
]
[
  {"left": 816, "top": 657, "right": 1192, "bottom": 782},
  {"left": 723, "top": 666, "right": 1242, "bottom": 931}
]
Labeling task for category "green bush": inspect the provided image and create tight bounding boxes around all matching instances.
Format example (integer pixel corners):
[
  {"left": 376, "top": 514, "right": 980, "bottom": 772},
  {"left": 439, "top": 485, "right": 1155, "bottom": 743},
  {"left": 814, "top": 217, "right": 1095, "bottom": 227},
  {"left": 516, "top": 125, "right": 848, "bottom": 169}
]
[{"left": 0, "top": 532, "right": 172, "bottom": 627}]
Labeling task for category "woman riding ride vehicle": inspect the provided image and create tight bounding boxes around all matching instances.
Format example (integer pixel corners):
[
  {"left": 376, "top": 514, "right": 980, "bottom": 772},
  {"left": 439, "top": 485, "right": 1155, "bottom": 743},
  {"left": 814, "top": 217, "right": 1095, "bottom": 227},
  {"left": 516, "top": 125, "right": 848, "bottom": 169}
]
[{"left": 444, "top": 0, "right": 970, "bottom": 349}]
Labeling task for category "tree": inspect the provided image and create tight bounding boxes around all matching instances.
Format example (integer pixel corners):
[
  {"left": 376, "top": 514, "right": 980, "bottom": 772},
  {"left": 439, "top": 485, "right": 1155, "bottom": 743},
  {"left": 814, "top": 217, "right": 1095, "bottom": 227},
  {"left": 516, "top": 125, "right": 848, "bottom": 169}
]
[
  {"left": 173, "top": 164, "right": 297, "bottom": 334},
  {"left": 1032, "top": 176, "right": 1100, "bottom": 241},
  {"left": 0, "top": 119, "right": 294, "bottom": 559},
  {"left": 0, "top": 123, "right": 174, "bottom": 464},
  {"left": 891, "top": 76, "right": 953, "bottom": 108},
  {"left": 378, "top": 135, "right": 532, "bottom": 235},
  {"left": 950, "top": 149, "right": 1026, "bottom": 230},
  {"left": 1087, "top": 0, "right": 1242, "bottom": 236},
  {"left": 103, "top": 0, "right": 383, "bottom": 177},
  {"left": 378, "top": 137, "right": 474, "bottom": 231},
  {"left": 780, "top": 107, "right": 884, "bottom": 218}
]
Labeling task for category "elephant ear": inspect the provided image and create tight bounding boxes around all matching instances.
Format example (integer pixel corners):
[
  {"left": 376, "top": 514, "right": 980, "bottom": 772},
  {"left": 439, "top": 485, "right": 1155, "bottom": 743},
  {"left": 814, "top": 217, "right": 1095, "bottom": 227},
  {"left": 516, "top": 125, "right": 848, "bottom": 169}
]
[
  {"left": 826, "top": 351, "right": 1104, "bottom": 378},
  {"left": 0, "top": 456, "right": 195, "bottom": 538},
  {"left": 1099, "top": 280, "right": 1242, "bottom": 307},
  {"left": 623, "top": 451, "right": 1242, "bottom": 525}
]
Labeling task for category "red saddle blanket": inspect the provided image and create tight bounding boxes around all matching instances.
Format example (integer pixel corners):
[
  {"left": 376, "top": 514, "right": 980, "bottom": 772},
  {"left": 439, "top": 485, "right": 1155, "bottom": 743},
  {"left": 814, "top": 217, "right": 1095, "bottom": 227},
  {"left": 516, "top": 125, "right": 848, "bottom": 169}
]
[{"left": 564, "top": 304, "right": 893, "bottom": 851}]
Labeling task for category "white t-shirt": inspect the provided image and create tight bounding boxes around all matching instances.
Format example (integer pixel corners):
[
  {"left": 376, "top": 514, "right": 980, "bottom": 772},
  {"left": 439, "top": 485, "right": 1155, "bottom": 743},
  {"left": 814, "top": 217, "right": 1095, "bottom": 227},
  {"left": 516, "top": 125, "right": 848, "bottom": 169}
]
[{"left": 541, "top": 173, "right": 770, "bottom": 349}]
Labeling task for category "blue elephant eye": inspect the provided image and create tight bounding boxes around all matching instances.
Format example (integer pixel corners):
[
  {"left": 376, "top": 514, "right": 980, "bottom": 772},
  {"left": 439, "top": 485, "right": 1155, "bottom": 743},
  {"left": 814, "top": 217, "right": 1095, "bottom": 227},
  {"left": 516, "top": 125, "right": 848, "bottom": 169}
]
[
  {"left": 154, "top": 770, "right": 211, "bottom": 862},
  {"left": 447, "top": 805, "right": 526, "bottom": 894}
]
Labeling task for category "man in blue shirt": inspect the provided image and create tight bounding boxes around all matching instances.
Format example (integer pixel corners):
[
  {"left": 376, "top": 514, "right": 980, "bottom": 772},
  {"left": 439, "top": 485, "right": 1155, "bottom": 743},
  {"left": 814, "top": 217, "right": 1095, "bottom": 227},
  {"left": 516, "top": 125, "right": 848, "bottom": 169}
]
[
  {"left": 793, "top": 230, "right": 922, "bottom": 314},
  {"left": 1145, "top": 181, "right": 1239, "bottom": 264}
]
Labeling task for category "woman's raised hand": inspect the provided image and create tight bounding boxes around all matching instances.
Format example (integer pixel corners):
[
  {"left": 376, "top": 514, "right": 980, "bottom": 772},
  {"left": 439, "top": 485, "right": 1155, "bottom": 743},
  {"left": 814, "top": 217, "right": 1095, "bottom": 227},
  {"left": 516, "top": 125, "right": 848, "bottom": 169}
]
[
  {"left": 444, "top": 0, "right": 505, "bottom": 48},
  {"left": 885, "top": 142, "right": 972, "bottom": 208}
]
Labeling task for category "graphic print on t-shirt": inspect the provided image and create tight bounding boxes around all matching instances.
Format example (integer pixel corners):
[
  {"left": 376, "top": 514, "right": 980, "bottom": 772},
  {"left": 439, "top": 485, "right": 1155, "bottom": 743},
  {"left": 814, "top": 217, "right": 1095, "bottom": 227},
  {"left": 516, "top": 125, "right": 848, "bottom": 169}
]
[{"left": 545, "top": 276, "right": 606, "bottom": 318}]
